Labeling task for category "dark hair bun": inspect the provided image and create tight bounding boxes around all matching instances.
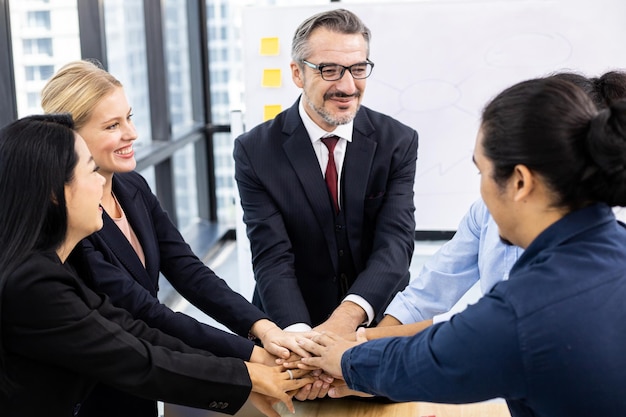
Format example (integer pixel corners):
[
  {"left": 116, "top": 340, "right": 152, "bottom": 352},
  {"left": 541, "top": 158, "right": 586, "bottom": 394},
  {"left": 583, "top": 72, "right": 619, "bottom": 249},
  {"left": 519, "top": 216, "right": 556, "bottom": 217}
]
[{"left": 584, "top": 100, "right": 626, "bottom": 206}]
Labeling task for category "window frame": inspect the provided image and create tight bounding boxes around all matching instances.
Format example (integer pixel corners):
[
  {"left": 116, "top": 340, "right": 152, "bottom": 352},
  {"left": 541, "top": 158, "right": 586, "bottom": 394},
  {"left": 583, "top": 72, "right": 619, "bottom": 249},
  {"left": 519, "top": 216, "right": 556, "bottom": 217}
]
[{"left": 1, "top": 0, "right": 229, "bottom": 233}]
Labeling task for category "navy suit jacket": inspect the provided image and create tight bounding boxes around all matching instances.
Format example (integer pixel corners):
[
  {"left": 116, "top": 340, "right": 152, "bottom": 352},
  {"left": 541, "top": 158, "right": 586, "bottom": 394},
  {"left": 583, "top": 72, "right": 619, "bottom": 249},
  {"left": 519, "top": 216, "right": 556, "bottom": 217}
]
[
  {"left": 234, "top": 99, "right": 418, "bottom": 328},
  {"left": 73, "top": 171, "right": 267, "bottom": 417}
]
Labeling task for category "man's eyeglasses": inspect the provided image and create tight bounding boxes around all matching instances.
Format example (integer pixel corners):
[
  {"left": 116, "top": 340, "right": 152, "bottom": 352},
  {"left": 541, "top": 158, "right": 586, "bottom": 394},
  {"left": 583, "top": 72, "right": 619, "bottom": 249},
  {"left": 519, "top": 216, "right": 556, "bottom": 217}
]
[{"left": 301, "top": 60, "right": 375, "bottom": 81}]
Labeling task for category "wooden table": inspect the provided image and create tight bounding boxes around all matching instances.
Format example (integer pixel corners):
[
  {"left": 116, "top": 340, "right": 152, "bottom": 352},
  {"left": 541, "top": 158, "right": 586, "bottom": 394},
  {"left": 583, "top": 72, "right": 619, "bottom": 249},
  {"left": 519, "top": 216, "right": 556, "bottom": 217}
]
[{"left": 165, "top": 397, "right": 511, "bottom": 417}]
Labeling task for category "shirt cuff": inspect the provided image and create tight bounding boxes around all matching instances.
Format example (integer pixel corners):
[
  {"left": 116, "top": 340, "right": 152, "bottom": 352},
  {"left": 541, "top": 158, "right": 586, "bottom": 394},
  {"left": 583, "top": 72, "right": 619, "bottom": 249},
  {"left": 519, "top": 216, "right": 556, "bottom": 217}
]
[
  {"left": 283, "top": 323, "right": 312, "bottom": 332},
  {"left": 343, "top": 294, "right": 374, "bottom": 326},
  {"left": 383, "top": 291, "right": 427, "bottom": 325}
]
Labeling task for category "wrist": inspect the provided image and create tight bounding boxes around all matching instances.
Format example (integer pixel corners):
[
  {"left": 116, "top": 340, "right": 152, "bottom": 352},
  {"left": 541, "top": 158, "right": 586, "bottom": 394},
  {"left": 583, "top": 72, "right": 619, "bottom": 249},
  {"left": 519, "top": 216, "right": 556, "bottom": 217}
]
[
  {"left": 251, "top": 319, "right": 280, "bottom": 341},
  {"left": 249, "top": 346, "right": 275, "bottom": 366},
  {"left": 331, "top": 301, "right": 367, "bottom": 327}
]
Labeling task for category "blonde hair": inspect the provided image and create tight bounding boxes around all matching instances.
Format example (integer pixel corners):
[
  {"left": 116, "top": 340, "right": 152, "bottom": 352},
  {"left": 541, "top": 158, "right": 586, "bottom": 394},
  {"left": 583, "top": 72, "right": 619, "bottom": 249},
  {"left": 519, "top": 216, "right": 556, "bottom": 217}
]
[{"left": 41, "top": 60, "right": 122, "bottom": 130}]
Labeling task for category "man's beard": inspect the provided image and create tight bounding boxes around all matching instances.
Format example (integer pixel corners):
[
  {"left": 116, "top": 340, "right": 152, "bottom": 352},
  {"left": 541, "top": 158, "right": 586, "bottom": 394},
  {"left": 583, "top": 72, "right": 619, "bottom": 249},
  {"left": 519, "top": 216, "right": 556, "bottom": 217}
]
[{"left": 303, "top": 90, "right": 361, "bottom": 126}]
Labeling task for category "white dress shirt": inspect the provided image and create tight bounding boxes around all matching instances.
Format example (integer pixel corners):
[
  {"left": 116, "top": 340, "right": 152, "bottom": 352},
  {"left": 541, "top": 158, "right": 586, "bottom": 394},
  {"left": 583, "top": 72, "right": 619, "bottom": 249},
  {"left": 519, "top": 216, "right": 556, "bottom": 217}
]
[{"left": 283, "top": 98, "right": 374, "bottom": 332}]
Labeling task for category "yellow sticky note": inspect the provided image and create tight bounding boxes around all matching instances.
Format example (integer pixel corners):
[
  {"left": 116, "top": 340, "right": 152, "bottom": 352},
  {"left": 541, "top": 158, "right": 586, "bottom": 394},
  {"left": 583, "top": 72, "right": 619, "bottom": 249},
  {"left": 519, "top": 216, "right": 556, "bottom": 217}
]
[
  {"left": 262, "top": 69, "right": 282, "bottom": 87},
  {"left": 263, "top": 105, "right": 282, "bottom": 121},
  {"left": 260, "top": 37, "right": 280, "bottom": 56}
]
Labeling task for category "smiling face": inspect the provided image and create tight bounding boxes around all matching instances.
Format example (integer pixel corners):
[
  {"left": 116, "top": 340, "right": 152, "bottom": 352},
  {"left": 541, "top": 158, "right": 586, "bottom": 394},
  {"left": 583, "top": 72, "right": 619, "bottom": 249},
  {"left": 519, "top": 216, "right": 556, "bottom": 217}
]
[
  {"left": 291, "top": 27, "right": 368, "bottom": 131},
  {"left": 76, "top": 86, "right": 137, "bottom": 181},
  {"left": 64, "top": 133, "right": 106, "bottom": 242}
]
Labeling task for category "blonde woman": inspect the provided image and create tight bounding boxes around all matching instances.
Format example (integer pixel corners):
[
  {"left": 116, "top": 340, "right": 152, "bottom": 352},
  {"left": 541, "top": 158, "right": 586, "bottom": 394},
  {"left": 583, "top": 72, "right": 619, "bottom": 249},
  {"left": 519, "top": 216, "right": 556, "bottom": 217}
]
[
  {"left": 0, "top": 114, "right": 313, "bottom": 417},
  {"left": 42, "top": 60, "right": 310, "bottom": 417}
]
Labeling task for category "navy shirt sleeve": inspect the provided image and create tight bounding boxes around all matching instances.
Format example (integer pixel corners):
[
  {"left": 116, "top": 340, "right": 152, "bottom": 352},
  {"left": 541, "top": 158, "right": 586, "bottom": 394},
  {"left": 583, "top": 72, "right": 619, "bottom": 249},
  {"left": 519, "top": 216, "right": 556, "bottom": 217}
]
[{"left": 342, "top": 289, "right": 527, "bottom": 404}]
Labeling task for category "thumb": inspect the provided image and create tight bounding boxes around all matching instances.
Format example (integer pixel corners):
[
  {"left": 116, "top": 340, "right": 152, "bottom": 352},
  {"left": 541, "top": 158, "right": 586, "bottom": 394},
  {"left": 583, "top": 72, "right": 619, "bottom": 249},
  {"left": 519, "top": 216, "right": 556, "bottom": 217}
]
[
  {"left": 328, "top": 384, "right": 373, "bottom": 399},
  {"left": 355, "top": 327, "right": 368, "bottom": 343},
  {"left": 266, "top": 343, "right": 290, "bottom": 359},
  {"left": 279, "top": 393, "right": 296, "bottom": 414}
]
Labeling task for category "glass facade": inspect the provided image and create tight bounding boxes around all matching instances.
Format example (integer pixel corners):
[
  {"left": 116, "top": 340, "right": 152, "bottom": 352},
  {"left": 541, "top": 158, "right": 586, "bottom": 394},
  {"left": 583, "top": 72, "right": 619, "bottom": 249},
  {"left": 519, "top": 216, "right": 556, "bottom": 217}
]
[
  {"left": 2, "top": 0, "right": 369, "bottom": 238},
  {"left": 164, "top": 0, "right": 195, "bottom": 137},
  {"left": 103, "top": 0, "right": 152, "bottom": 146},
  {"left": 9, "top": 0, "right": 80, "bottom": 117}
]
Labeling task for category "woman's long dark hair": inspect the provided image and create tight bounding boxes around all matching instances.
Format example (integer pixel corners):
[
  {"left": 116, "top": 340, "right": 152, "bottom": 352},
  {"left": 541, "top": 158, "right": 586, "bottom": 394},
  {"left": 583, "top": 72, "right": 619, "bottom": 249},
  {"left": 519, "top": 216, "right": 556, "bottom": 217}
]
[{"left": 0, "top": 113, "right": 78, "bottom": 394}]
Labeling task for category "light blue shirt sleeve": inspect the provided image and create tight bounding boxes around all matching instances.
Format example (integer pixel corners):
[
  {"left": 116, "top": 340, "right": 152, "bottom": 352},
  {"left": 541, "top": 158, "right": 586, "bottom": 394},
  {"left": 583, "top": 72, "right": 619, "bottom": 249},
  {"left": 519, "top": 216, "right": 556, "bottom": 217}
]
[{"left": 384, "top": 199, "right": 522, "bottom": 323}]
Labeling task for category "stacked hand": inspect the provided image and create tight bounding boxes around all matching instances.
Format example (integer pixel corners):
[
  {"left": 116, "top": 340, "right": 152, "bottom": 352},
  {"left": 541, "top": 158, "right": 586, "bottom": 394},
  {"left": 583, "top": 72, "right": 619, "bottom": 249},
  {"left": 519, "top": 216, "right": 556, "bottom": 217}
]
[
  {"left": 255, "top": 321, "right": 317, "bottom": 361},
  {"left": 249, "top": 316, "right": 371, "bottom": 409},
  {"left": 276, "top": 329, "right": 372, "bottom": 400},
  {"left": 245, "top": 362, "right": 315, "bottom": 417},
  {"left": 297, "top": 328, "right": 368, "bottom": 379}
]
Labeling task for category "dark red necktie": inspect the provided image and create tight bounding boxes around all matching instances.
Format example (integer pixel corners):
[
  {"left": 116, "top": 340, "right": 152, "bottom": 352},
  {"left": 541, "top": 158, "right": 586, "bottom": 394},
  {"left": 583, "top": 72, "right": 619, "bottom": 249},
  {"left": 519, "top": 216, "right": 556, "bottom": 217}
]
[{"left": 322, "top": 136, "right": 339, "bottom": 214}]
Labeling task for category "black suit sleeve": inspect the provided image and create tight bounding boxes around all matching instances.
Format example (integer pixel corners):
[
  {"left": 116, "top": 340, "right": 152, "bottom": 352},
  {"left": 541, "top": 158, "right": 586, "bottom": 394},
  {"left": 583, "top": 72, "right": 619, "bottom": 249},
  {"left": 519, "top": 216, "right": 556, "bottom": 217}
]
[
  {"left": 3, "top": 255, "right": 251, "bottom": 413},
  {"left": 79, "top": 172, "right": 269, "bottom": 358},
  {"left": 347, "top": 127, "right": 418, "bottom": 316},
  {"left": 79, "top": 237, "right": 256, "bottom": 359},
  {"left": 134, "top": 173, "right": 268, "bottom": 335},
  {"left": 233, "top": 136, "right": 313, "bottom": 327}
]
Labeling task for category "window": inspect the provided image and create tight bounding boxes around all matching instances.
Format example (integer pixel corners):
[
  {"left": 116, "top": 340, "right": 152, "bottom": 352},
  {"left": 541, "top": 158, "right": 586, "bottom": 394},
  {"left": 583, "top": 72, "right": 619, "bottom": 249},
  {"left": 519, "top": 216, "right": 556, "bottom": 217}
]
[
  {"left": 23, "top": 38, "right": 53, "bottom": 56},
  {"left": 103, "top": 0, "right": 152, "bottom": 146},
  {"left": 163, "top": 0, "right": 195, "bottom": 137},
  {"left": 26, "top": 11, "right": 51, "bottom": 30},
  {"left": 173, "top": 142, "right": 199, "bottom": 231},
  {"left": 25, "top": 65, "right": 54, "bottom": 81},
  {"left": 10, "top": 2, "right": 80, "bottom": 117},
  {"left": 27, "top": 92, "right": 39, "bottom": 108}
]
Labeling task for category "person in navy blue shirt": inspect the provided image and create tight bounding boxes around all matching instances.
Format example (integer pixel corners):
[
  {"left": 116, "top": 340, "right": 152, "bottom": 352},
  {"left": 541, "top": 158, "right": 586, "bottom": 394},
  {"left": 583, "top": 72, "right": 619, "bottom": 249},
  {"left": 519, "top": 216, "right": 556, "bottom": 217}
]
[{"left": 297, "top": 75, "right": 626, "bottom": 417}]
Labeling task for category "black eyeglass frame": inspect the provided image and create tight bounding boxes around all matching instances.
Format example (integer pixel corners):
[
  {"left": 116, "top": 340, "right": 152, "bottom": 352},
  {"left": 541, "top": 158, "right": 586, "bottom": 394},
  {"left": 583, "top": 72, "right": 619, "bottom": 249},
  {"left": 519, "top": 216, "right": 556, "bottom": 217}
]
[{"left": 301, "top": 59, "right": 375, "bottom": 81}]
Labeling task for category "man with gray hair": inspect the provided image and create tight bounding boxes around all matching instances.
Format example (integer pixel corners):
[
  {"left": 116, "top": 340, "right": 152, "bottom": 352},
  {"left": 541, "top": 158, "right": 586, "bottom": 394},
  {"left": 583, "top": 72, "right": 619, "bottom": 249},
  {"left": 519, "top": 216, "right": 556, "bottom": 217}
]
[{"left": 234, "top": 7, "right": 418, "bottom": 373}]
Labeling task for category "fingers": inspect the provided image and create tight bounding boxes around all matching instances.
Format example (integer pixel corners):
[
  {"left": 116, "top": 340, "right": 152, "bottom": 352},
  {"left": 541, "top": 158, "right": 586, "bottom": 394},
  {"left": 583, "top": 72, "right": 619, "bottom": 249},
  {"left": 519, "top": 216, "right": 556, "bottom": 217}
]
[
  {"left": 307, "top": 379, "right": 330, "bottom": 400},
  {"left": 292, "top": 378, "right": 331, "bottom": 401},
  {"left": 272, "top": 337, "right": 313, "bottom": 359},
  {"left": 280, "top": 355, "right": 319, "bottom": 371},
  {"left": 264, "top": 343, "right": 290, "bottom": 360},
  {"left": 280, "top": 393, "right": 296, "bottom": 414},
  {"left": 276, "top": 352, "right": 301, "bottom": 366},
  {"left": 280, "top": 360, "right": 301, "bottom": 369},
  {"left": 278, "top": 368, "right": 316, "bottom": 394},
  {"left": 284, "top": 375, "right": 316, "bottom": 393},
  {"left": 290, "top": 361, "right": 318, "bottom": 371},
  {"left": 266, "top": 331, "right": 327, "bottom": 365},
  {"left": 281, "top": 367, "right": 310, "bottom": 380},
  {"left": 248, "top": 393, "right": 281, "bottom": 417},
  {"left": 278, "top": 343, "right": 312, "bottom": 359},
  {"left": 299, "top": 355, "right": 324, "bottom": 369},
  {"left": 355, "top": 327, "right": 369, "bottom": 343},
  {"left": 318, "top": 371, "right": 334, "bottom": 384},
  {"left": 293, "top": 384, "right": 312, "bottom": 401},
  {"left": 296, "top": 336, "right": 325, "bottom": 356},
  {"left": 328, "top": 383, "right": 373, "bottom": 399},
  {"left": 266, "top": 332, "right": 323, "bottom": 359},
  {"left": 265, "top": 390, "right": 297, "bottom": 415}
]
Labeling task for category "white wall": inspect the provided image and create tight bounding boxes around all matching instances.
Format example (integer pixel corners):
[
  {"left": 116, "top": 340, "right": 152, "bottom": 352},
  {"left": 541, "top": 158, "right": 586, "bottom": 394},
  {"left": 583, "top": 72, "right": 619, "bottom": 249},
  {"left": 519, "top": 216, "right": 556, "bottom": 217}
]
[{"left": 240, "top": 0, "right": 626, "bottom": 231}]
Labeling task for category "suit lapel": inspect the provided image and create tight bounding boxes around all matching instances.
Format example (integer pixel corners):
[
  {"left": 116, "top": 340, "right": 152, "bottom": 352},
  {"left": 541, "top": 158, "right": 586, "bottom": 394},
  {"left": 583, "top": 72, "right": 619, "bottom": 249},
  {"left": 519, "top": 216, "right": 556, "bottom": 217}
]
[
  {"left": 343, "top": 110, "right": 377, "bottom": 268},
  {"left": 282, "top": 101, "right": 338, "bottom": 259},
  {"left": 103, "top": 175, "right": 158, "bottom": 289}
]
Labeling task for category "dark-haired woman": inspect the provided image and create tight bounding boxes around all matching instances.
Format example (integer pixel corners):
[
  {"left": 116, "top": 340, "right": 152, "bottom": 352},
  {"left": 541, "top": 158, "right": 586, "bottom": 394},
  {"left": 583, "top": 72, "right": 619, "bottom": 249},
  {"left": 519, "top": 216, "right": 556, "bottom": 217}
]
[
  {"left": 297, "top": 76, "right": 626, "bottom": 417},
  {"left": 0, "top": 114, "right": 313, "bottom": 417},
  {"left": 40, "top": 59, "right": 315, "bottom": 417}
]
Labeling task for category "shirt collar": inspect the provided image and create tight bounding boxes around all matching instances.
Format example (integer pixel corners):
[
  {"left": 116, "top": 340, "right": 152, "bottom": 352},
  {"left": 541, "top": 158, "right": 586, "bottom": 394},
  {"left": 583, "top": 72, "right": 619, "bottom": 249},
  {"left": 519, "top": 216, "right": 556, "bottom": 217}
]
[
  {"left": 511, "top": 203, "right": 616, "bottom": 276},
  {"left": 298, "top": 96, "right": 353, "bottom": 144}
]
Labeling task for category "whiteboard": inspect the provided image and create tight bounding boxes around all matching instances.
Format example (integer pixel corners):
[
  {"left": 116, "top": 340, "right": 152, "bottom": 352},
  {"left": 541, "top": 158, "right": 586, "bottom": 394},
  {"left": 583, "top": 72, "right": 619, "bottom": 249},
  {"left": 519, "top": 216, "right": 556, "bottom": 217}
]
[{"left": 241, "top": 0, "right": 626, "bottom": 231}]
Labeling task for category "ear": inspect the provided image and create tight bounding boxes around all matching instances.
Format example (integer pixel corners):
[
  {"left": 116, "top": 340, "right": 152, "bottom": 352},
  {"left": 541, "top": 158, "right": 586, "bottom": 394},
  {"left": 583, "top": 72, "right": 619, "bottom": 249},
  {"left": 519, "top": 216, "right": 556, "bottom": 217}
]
[
  {"left": 511, "top": 164, "right": 535, "bottom": 202},
  {"left": 291, "top": 61, "right": 304, "bottom": 88}
]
